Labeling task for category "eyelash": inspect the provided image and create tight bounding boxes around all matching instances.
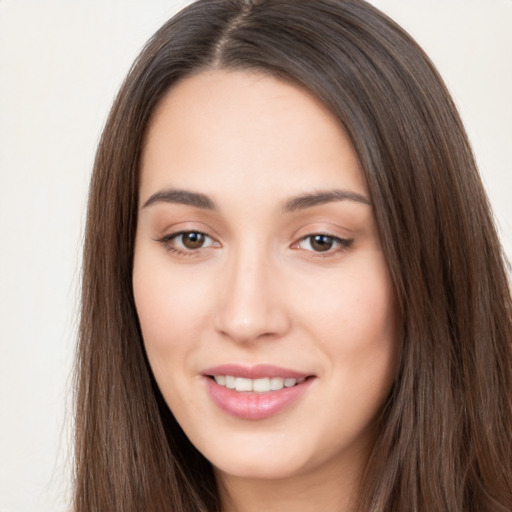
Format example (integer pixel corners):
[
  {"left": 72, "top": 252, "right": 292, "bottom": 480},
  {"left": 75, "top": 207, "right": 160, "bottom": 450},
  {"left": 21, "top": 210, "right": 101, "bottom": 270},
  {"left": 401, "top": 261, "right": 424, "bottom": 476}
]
[
  {"left": 293, "top": 233, "right": 353, "bottom": 257},
  {"left": 157, "top": 231, "right": 219, "bottom": 258},
  {"left": 157, "top": 231, "right": 353, "bottom": 258}
]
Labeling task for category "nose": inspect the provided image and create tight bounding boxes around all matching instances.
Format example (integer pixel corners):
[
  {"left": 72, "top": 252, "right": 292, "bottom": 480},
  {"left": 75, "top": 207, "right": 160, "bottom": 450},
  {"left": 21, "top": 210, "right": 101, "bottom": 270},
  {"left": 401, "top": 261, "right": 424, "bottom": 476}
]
[{"left": 214, "top": 248, "right": 291, "bottom": 343}]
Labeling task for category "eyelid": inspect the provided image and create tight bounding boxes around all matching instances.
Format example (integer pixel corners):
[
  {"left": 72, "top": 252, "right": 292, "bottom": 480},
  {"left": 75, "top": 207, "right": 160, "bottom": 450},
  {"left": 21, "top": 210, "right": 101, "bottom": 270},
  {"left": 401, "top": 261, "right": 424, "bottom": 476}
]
[
  {"left": 291, "top": 232, "right": 354, "bottom": 257},
  {"left": 156, "top": 229, "right": 221, "bottom": 256},
  {"left": 154, "top": 223, "right": 353, "bottom": 259},
  {"left": 173, "top": 231, "right": 218, "bottom": 247}
]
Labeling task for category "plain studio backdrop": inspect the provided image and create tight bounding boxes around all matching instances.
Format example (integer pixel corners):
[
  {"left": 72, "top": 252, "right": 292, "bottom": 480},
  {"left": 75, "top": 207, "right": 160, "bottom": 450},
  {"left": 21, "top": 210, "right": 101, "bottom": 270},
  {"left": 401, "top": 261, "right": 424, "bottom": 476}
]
[{"left": 0, "top": 1, "right": 511, "bottom": 511}]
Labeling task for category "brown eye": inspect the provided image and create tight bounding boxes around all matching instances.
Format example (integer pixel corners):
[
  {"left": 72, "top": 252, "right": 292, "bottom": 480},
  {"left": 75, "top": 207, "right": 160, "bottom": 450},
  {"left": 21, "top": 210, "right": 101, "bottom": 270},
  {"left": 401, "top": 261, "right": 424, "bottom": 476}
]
[
  {"left": 295, "top": 234, "right": 353, "bottom": 255},
  {"left": 180, "top": 232, "right": 206, "bottom": 249},
  {"left": 158, "top": 230, "right": 219, "bottom": 256},
  {"left": 310, "top": 234, "right": 335, "bottom": 252}
]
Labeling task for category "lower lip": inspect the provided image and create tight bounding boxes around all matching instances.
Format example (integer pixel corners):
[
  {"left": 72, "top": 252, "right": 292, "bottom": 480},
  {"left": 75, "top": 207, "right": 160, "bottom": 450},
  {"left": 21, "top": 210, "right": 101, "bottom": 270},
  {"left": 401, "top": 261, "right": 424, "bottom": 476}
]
[{"left": 204, "top": 377, "right": 313, "bottom": 420}]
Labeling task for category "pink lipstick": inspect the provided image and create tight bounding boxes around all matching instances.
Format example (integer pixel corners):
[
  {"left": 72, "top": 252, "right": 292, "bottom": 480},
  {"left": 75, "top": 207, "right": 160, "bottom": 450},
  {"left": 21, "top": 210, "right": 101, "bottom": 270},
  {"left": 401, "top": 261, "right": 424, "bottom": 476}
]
[{"left": 202, "top": 364, "right": 314, "bottom": 420}]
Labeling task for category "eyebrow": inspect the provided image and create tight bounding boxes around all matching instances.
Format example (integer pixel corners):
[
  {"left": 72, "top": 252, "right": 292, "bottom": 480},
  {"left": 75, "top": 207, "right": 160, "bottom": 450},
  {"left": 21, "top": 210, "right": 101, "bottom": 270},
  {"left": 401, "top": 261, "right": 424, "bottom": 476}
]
[
  {"left": 142, "top": 187, "right": 371, "bottom": 211},
  {"left": 283, "top": 190, "right": 371, "bottom": 212},
  {"left": 142, "top": 189, "right": 217, "bottom": 210}
]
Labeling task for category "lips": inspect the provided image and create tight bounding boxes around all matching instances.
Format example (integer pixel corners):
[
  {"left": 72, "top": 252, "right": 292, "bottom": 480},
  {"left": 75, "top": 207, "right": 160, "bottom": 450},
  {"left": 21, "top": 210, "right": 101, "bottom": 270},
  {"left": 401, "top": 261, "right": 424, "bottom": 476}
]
[
  {"left": 202, "top": 364, "right": 315, "bottom": 420},
  {"left": 203, "top": 364, "right": 310, "bottom": 380}
]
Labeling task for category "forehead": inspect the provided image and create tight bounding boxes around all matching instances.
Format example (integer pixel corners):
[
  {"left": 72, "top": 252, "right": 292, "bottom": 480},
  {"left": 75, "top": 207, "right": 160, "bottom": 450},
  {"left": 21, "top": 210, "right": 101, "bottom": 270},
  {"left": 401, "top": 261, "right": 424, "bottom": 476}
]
[{"left": 139, "top": 69, "right": 367, "bottom": 204}]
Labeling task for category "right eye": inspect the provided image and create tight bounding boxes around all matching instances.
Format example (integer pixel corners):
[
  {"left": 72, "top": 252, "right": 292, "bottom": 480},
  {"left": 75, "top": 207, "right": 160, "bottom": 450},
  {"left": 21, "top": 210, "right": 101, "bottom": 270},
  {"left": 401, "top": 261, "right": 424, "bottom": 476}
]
[{"left": 159, "top": 231, "right": 219, "bottom": 255}]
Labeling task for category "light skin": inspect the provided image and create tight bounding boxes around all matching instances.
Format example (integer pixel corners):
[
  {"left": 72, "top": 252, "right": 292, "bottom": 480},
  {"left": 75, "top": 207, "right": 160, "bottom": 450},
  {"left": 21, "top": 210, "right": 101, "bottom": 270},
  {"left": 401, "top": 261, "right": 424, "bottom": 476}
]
[{"left": 133, "top": 70, "right": 397, "bottom": 512}]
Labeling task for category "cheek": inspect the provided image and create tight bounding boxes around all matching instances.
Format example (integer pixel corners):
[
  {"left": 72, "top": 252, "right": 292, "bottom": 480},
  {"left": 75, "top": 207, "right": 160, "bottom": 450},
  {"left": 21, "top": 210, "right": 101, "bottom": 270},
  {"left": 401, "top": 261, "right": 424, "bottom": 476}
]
[
  {"left": 309, "top": 259, "right": 397, "bottom": 440},
  {"left": 300, "top": 258, "right": 395, "bottom": 343},
  {"left": 132, "top": 253, "right": 218, "bottom": 417},
  {"left": 132, "top": 252, "right": 213, "bottom": 357},
  {"left": 295, "top": 253, "right": 397, "bottom": 392}
]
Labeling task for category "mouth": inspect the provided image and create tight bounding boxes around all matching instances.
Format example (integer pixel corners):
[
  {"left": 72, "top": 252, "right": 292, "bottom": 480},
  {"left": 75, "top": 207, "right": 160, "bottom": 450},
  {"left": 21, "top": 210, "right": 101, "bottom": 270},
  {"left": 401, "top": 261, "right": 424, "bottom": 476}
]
[
  {"left": 207, "top": 375, "right": 308, "bottom": 393},
  {"left": 202, "top": 364, "right": 315, "bottom": 420}
]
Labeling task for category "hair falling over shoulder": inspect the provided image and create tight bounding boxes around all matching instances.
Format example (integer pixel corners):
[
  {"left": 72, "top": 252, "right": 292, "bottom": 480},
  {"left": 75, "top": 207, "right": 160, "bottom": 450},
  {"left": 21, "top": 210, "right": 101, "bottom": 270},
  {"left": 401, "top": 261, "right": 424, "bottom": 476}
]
[{"left": 74, "top": 0, "right": 512, "bottom": 510}]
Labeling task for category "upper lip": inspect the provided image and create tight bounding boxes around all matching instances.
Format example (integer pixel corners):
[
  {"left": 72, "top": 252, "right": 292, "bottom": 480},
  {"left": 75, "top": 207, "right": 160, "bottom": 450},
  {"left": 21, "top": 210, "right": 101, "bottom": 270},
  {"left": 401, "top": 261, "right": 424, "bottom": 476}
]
[{"left": 202, "top": 364, "right": 312, "bottom": 380}]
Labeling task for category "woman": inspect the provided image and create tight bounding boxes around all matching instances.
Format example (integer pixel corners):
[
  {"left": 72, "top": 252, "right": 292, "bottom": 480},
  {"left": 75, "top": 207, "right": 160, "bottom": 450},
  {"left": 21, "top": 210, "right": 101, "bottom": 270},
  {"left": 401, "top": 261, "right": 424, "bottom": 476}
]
[{"left": 75, "top": 0, "right": 512, "bottom": 510}]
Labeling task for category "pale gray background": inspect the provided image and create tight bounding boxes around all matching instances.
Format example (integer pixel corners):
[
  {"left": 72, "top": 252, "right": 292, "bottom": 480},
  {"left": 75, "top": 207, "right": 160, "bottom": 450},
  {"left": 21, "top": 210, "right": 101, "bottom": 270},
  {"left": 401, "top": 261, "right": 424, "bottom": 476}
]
[{"left": 0, "top": 1, "right": 511, "bottom": 511}]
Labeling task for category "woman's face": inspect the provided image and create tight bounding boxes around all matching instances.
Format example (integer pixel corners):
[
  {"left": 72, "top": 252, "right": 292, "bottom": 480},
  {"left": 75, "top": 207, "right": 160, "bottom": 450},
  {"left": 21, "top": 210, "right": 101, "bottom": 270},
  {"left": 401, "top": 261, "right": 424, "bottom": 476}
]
[{"left": 133, "top": 70, "right": 397, "bottom": 485}]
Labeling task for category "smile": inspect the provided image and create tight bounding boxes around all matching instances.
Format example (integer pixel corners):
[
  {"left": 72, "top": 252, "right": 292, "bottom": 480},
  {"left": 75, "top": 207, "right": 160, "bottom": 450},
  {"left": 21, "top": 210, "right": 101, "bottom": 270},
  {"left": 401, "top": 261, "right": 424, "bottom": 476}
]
[
  {"left": 203, "top": 365, "right": 315, "bottom": 420},
  {"left": 211, "top": 375, "right": 306, "bottom": 392}
]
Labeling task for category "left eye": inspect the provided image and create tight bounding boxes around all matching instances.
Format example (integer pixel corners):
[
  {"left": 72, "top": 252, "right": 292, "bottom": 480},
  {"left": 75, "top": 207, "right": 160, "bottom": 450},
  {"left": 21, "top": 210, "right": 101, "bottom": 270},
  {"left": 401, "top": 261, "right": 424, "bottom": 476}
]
[{"left": 296, "top": 234, "right": 352, "bottom": 253}]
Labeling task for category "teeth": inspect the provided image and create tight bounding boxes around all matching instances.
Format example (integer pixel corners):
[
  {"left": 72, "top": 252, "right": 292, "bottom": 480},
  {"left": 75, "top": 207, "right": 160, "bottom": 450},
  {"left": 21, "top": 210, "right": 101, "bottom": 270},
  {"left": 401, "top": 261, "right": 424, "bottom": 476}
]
[
  {"left": 253, "top": 377, "right": 271, "bottom": 392},
  {"left": 212, "top": 375, "right": 305, "bottom": 392},
  {"left": 225, "top": 375, "right": 236, "bottom": 389},
  {"left": 270, "top": 377, "right": 284, "bottom": 390},
  {"left": 235, "top": 377, "right": 252, "bottom": 392},
  {"left": 214, "top": 375, "right": 226, "bottom": 386}
]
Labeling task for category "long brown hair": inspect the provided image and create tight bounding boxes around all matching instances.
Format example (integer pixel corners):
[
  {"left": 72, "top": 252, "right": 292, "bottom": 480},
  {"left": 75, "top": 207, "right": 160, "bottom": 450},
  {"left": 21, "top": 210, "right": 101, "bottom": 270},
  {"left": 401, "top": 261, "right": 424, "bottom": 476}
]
[{"left": 75, "top": 1, "right": 512, "bottom": 510}]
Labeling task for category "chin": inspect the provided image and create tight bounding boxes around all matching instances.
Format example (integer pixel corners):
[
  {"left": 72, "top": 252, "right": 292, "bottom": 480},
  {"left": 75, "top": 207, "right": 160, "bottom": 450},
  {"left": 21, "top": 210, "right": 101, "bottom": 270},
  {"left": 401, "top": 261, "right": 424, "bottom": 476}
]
[
  {"left": 197, "top": 430, "right": 335, "bottom": 483},
  {"left": 212, "top": 454, "right": 307, "bottom": 481}
]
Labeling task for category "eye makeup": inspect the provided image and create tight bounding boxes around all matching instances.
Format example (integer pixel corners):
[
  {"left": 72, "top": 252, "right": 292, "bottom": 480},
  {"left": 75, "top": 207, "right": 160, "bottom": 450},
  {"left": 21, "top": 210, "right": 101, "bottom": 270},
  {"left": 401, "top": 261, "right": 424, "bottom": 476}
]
[{"left": 156, "top": 228, "right": 354, "bottom": 261}]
